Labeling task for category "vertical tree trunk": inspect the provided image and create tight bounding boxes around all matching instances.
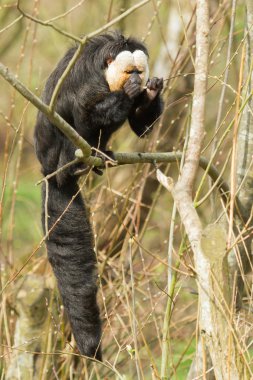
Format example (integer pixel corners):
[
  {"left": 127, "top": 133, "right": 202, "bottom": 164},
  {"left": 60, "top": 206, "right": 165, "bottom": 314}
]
[{"left": 157, "top": 0, "right": 251, "bottom": 378}]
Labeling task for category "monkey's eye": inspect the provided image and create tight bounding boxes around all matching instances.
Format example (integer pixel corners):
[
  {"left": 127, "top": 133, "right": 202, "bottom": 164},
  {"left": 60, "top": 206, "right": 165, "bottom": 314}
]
[{"left": 125, "top": 70, "right": 143, "bottom": 75}]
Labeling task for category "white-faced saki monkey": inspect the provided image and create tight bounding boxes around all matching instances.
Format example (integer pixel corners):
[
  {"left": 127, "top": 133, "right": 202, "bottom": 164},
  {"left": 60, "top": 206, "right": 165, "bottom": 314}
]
[{"left": 34, "top": 31, "right": 163, "bottom": 360}]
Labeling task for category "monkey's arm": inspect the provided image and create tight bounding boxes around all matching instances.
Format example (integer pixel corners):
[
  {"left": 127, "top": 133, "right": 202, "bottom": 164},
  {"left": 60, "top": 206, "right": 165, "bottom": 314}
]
[
  {"left": 91, "top": 92, "right": 133, "bottom": 126},
  {"left": 74, "top": 83, "right": 133, "bottom": 134},
  {"left": 128, "top": 77, "right": 163, "bottom": 137}
]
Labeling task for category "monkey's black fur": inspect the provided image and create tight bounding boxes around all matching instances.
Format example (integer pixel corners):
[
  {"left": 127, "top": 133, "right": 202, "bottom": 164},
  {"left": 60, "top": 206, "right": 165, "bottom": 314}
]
[{"left": 34, "top": 31, "right": 163, "bottom": 360}]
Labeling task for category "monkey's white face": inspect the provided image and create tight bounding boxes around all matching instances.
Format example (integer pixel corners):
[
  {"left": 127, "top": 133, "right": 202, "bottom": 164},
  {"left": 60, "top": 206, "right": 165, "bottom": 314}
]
[{"left": 105, "top": 50, "right": 149, "bottom": 92}]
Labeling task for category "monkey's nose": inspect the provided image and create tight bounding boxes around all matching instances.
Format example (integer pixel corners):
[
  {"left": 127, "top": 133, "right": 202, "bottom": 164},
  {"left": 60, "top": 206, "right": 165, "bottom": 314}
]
[{"left": 129, "top": 73, "right": 142, "bottom": 85}]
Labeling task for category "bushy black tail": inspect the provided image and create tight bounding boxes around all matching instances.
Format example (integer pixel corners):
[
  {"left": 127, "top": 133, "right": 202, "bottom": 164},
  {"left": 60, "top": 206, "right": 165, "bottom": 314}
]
[{"left": 42, "top": 179, "right": 102, "bottom": 360}]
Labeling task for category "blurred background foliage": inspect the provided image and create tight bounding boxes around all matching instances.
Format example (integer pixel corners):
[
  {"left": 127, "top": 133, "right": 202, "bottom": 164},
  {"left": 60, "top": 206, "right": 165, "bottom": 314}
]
[{"left": 0, "top": 0, "right": 251, "bottom": 379}]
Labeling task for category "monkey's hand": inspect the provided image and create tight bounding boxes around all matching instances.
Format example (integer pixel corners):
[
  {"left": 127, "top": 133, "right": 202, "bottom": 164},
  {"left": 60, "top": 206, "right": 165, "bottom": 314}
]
[
  {"left": 123, "top": 74, "right": 142, "bottom": 99},
  {"left": 146, "top": 77, "right": 163, "bottom": 101},
  {"left": 92, "top": 150, "right": 116, "bottom": 176},
  {"left": 74, "top": 150, "right": 116, "bottom": 176}
]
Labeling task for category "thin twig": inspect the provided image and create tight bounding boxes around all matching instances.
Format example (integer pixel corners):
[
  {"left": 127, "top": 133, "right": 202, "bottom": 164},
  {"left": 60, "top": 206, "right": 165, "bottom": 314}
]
[
  {"left": 17, "top": 0, "right": 82, "bottom": 42},
  {"left": 0, "top": 15, "right": 23, "bottom": 34},
  {"left": 36, "top": 158, "right": 80, "bottom": 185}
]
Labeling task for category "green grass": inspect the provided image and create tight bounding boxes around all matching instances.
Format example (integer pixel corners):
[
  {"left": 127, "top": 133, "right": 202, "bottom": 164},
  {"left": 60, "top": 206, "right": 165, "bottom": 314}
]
[{"left": 2, "top": 177, "right": 42, "bottom": 257}]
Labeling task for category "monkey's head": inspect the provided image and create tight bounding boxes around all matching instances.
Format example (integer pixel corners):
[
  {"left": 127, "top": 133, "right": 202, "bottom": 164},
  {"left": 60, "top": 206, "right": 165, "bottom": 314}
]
[
  {"left": 105, "top": 49, "right": 149, "bottom": 92},
  {"left": 82, "top": 32, "right": 149, "bottom": 92}
]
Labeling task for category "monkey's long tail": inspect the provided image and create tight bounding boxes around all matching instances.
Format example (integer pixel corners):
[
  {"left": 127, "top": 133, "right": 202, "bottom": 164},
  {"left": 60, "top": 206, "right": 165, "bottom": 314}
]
[{"left": 42, "top": 179, "right": 102, "bottom": 360}]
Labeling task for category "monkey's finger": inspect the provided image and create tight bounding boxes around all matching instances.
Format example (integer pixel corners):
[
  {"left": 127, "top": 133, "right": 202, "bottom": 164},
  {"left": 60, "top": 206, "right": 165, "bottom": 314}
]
[
  {"left": 127, "top": 89, "right": 141, "bottom": 98},
  {"left": 157, "top": 78, "right": 164, "bottom": 90},
  {"left": 124, "top": 84, "right": 142, "bottom": 99},
  {"left": 147, "top": 77, "right": 163, "bottom": 91}
]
